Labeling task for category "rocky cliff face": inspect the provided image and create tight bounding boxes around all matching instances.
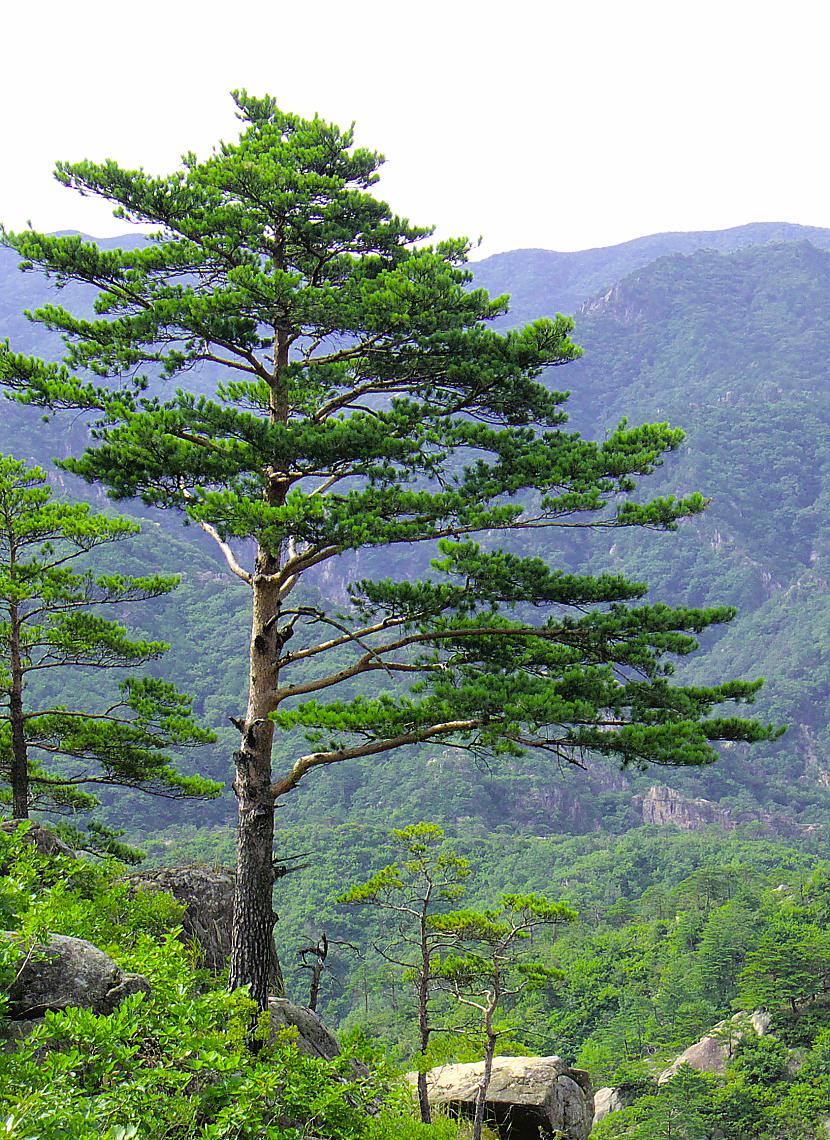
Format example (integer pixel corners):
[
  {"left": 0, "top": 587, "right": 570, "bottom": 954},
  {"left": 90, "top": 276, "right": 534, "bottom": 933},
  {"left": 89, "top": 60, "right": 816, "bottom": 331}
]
[
  {"left": 638, "top": 785, "right": 778, "bottom": 832},
  {"left": 639, "top": 785, "right": 735, "bottom": 830},
  {"left": 128, "top": 864, "right": 285, "bottom": 994},
  {"left": 658, "top": 1011, "right": 772, "bottom": 1083}
]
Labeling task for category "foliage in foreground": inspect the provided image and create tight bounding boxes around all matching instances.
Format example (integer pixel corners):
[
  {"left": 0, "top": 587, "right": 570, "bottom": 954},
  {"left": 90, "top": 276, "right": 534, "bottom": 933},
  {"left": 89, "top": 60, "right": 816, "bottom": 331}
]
[{"left": 0, "top": 826, "right": 457, "bottom": 1139}]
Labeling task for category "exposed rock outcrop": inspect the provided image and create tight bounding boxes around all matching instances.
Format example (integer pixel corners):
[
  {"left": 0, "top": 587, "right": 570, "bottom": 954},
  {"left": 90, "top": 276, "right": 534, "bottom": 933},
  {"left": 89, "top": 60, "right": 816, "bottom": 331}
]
[
  {"left": 0, "top": 821, "right": 75, "bottom": 860},
  {"left": 800, "top": 724, "right": 830, "bottom": 790},
  {"left": 268, "top": 998, "right": 342, "bottom": 1060},
  {"left": 4, "top": 933, "right": 149, "bottom": 1020},
  {"left": 128, "top": 864, "right": 284, "bottom": 994},
  {"left": 128, "top": 865, "right": 235, "bottom": 974},
  {"left": 410, "top": 1056, "right": 593, "bottom": 1140},
  {"left": 593, "top": 1085, "right": 627, "bottom": 1123},
  {"left": 658, "top": 1010, "right": 771, "bottom": 1083},
  {"left": 640, "top": 785, "right": 734, "bottom": 830}
]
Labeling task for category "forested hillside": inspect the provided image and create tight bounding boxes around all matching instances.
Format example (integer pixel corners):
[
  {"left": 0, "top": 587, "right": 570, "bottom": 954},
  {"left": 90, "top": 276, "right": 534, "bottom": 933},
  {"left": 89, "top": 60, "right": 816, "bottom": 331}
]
[
  {"left": 2, "top": 224, "right": 830, "bottom": 843},
  {"left": 6, "top": 197, "right": 830, "bottom": 1135}
]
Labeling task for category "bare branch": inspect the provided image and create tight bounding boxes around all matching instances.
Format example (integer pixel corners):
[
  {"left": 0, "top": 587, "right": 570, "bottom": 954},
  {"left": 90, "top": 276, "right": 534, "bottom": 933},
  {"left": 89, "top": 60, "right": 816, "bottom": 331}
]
[{"left": 270, "top": 717, "right": 482, "bottom": 799}]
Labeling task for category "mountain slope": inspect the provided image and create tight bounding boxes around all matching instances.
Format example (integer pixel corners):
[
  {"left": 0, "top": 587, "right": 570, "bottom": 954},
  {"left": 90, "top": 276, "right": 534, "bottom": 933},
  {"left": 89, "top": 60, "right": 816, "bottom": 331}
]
[
  {"left": 2, "top": 227, "right": 830, "bottom": 841},
  {"left": 472, "top": 221, "right": 830, "bottom": 324}
]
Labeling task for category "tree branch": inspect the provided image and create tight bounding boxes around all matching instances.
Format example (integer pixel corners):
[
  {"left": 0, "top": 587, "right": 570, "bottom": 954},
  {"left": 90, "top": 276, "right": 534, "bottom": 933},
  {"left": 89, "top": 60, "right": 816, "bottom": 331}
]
[{"left": 270, "top": 717, "right": 482, "bottom": 799}]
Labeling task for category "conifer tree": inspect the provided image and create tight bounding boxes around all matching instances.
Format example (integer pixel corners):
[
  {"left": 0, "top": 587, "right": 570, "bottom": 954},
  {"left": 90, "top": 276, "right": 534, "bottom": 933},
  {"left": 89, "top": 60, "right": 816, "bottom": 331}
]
[
  {"left": 0, "top": 92, "right": 778, "bottom": 1012},
  {"left": 340, "top": 821, "right": 471, "bottom": 1123},
  {"left": 0, "top": 456, "right": 218, "bottom": 844},
  {"left": 431, "top": 894, "right": 576, "bottom": 1140}
]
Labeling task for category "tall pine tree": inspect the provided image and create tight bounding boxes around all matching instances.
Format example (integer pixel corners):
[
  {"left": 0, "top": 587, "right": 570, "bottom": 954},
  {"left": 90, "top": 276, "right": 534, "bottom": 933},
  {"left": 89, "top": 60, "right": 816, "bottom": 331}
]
[{"left": 0, "top": 92, "right": 778, "bottom": 1012}]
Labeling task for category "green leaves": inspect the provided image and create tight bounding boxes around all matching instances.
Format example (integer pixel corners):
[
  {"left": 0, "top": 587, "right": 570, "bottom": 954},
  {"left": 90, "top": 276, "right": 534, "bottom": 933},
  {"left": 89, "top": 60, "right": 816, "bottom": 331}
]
[
  {"left": 0, "top": 90, "right": 779, "bottom": 825},
  {"left": 0, "top": 829, "right": 391, "bottom": 1139}
]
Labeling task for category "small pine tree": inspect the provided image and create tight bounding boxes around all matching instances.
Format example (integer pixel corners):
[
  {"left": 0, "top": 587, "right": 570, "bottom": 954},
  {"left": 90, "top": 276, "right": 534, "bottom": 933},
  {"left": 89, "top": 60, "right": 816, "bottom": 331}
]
[
  {"left": 739, "top": 913, "right": 830, "bottom": 1014},
  {"left": 0, "top": 456, "right": 218, "bottom": 849},
  {"left": 431, "top": 894, "right": 576, "bottom": 1140},
  {"left": 340, "top": 821, "right": 470, "bottom": 1123}
]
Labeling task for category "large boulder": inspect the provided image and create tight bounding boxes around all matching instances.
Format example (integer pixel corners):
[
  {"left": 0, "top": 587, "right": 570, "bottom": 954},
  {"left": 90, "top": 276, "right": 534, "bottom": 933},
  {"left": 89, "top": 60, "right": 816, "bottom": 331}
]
[
  {"left": 593, "top": 1086, "right": 627, "bottom": 1124},
  {"left": 410, "top": 1056, "right": 593, "bottom": 1140},
  {"left": 129, "top": 865, "right": 234, "bottom": 974},
  {"left": 128, "top": 865, "right": 284, "bottom": 994},
  {"left": 4, "top": 933, "right": 149, "bottom": 1019},
  {"left": 659, "top": 1010, "right": 771, "bottom": 1083},
  {"left": 267, "top": 997, "right": 341, "bottom": 1060}
]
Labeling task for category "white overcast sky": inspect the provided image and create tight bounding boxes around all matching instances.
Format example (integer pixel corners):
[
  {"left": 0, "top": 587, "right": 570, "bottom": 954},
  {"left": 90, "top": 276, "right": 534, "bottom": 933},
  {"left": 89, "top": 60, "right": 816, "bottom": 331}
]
[{"left": 2, "top": 0, "right": 829, "bottom": 258}]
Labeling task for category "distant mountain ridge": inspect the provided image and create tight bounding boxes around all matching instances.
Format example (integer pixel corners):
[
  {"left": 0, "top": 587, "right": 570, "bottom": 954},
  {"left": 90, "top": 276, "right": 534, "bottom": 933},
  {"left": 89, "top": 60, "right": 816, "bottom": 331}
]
[
  {"left": 471, "top": 221, "right": 830, "bottom": 323},
  {"left": 6, "top": 221, "right": 830, "bottom": 353}
]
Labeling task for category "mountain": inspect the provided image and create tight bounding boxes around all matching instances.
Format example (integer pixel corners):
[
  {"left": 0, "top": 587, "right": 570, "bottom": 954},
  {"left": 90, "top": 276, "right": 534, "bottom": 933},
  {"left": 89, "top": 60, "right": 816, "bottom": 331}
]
[
  {"left": 471, "top": 221, "right": 830, "bottom": 324},
  {"left": 2, "top": 223, "right": 830, "bottom": 845}
]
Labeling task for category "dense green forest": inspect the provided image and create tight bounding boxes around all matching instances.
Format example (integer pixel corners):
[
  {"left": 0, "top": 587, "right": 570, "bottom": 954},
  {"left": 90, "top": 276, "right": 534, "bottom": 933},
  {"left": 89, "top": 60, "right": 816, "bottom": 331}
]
[{"left": 4, "top": 212, "right": 830, "bottom": 1136}]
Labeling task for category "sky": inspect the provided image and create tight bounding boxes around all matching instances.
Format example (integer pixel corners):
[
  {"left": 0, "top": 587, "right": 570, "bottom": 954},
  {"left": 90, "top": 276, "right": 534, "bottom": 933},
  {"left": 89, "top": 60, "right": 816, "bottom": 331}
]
[{"left": 2, "top": 0, "right": 830, "bottom": 259}]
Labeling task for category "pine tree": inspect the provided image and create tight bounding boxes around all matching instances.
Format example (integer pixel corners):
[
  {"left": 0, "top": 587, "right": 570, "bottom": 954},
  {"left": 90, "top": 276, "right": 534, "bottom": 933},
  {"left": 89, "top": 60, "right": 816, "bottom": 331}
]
[
  {"left": 739, "top": 913, "right": 830, "bottom": 1014},
  {"left": 0, "top": 456, "right": 218, "bottom": 848},
  {"left": 340, "top": 821, "right": 471, "bottom": 1123},
  {"left": 0, "top": 91, "right": 778, "bottom": 1012},
  {"left": 431, "top": 894, "right": 576, "bottom": 1140}
]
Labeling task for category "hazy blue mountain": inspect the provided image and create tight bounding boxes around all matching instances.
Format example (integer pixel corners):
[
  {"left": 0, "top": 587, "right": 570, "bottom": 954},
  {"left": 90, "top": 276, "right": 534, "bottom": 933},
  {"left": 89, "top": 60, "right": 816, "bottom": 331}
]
[{"left": 472, "top": 221, "right": 830, "bottom": 323}]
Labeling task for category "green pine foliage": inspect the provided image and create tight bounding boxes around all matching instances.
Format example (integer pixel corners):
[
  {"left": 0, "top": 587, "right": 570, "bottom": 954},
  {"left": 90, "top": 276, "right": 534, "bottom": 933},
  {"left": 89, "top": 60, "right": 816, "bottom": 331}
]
[
  {"left": 0, "top": 455, "right": 219, "bottom": 846},
  {"left": 2, "top": 96, "right": 830, "bottom": 1135},
  {"left": 3, "top": 228, "right": 830, "bottom": 838},
  {"left": 0, "top": 91, "right": 776, "bottom": 807}
]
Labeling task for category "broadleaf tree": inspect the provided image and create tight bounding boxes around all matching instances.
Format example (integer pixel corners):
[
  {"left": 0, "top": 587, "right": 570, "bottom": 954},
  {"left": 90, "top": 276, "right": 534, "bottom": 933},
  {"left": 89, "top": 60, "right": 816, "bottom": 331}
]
[
  {"left": 0, "top": 91, "right": 779, "bottom": 1013},
  {"left": 0, "top": 455, "right": 219, "bottom": 851}
]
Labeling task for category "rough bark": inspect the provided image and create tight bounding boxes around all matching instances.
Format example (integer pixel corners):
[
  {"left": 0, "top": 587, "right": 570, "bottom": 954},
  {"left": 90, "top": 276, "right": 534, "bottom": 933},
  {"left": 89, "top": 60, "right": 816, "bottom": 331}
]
[
  {"left": 417, "top": 909, "right": 433, "bottom": 1123},
  {"left": 473, "top": 1030, "right": 497, "bottom": 1140},
  {"left": 229, "top": 316, "right": 290, "bottom": 1017},
  {"left": 229, "top": 562, "right": 281, "bottom": 1015}
]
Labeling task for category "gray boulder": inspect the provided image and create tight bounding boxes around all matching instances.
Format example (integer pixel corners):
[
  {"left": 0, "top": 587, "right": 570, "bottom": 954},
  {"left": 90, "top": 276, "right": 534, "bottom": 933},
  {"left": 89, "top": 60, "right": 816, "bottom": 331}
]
[
  {"left": 268, "top": 997, "right": 341, "bottom": 1060},
  {"left": 128, "top": 865, "right": 234, "bottom": 974},
  {"left": 4, "top": 933, "right": 149, "bottom": 1019},
  {"left": 659, "top": 1010, "right": 771, "bottom": 1083},
  {"left": 0, "top": 821, "right": 75, "bottom": 860},
  {"left": 593, "top": 1086, "right": 626, "bottom": 1124},
  {"left": 409, "top": 1056, "right": 593, "bottom": 1140},
  {"left": 128, "top": 865, "right": 284, "bottom": 994}
]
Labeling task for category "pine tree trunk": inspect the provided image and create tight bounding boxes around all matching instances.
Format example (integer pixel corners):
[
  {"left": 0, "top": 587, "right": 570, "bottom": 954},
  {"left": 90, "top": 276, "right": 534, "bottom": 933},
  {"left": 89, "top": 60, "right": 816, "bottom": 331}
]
[
  {"left": 8, "top": 603, "right": 28, "bottom": 820},
  {"left": 230, "top": 323, "right": 291, "bottom": 1025},
  {"left": 472, "top": 1031, "right": 497, "bottom": 1140},
  {"left": 229, "top": 559, "right": 282, "bottom": 1021},
  {"left": 417, "top": 1072, "right": 431, "bottom": 1127},
  {"left": 417, "top": 912, "right": 432, "bottom": 1123},
  {"left": 230, "top": 766, "right": 276, "bottom": 1008}
]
